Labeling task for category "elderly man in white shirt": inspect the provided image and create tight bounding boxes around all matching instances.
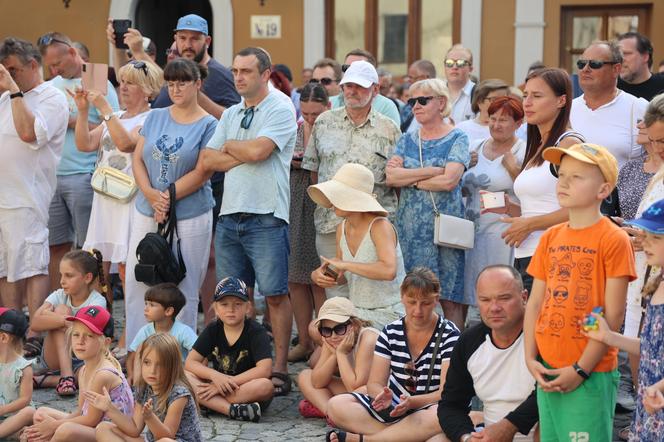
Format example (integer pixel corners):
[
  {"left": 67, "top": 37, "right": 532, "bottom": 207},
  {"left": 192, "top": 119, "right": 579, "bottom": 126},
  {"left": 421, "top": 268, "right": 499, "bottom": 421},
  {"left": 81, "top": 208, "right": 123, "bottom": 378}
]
[
  {"left": 0, "top": 37, "right": 67, "bottom": 327},
  {"left": 570, "top": 40, "right": 648, "bottom": 168},
  {"left": 444, "top": 44, "right": 476, "bottom": 124}
]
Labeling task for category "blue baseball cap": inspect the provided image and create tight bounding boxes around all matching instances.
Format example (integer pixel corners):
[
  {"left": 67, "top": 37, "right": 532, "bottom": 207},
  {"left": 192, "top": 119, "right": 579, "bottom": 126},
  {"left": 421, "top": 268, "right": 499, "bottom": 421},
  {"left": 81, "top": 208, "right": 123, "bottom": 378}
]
[
  {"left": 214, "top": 277, "right": 249, "bottom": 302},
  {"left": 626, "top": 199, "right": 664, "bottom": 234},
  {"left": 174, "top": 14, "right": 208, "bottom": 35}
]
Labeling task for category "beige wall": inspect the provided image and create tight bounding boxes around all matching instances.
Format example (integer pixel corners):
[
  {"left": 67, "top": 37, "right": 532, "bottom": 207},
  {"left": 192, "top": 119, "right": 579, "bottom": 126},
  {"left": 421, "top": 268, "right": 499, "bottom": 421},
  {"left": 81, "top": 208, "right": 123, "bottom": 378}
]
[
  {"left": 480, "top": 0, "right": 515, "bottom": 84},
  {"left": 0, "top": 0, "right": 111, "bottom": 65},
  {"left": 232, "top": 0, "right": 304, "bottom": 86},
  {"left": 544, "top": 0, "right": 664, "bottom": 69}
]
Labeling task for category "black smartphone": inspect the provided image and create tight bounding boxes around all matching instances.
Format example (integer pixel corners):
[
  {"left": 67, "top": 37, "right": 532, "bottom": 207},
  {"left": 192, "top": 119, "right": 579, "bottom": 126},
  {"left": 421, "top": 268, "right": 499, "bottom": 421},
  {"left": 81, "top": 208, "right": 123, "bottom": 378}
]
[
  {"left": 112, "top": 19, "right": 132, "bottom": 49},
  {"left": 323, "top": 265, "right": 339, "bottom": 280}
]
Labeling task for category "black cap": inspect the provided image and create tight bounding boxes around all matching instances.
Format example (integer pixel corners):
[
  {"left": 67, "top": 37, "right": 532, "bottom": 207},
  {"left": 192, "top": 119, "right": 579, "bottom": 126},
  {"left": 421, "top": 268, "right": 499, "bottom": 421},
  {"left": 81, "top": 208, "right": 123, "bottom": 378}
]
[{"left": 0, "top": 308, "right": 29, "bottom": 337}]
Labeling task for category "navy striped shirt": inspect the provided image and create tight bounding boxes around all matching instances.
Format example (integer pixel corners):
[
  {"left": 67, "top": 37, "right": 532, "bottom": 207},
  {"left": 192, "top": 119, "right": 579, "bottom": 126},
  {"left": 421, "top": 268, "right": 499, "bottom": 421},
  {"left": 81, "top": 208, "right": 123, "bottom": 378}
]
[{"left": 375, "top": 315, "right": 460, "bottom": 402}]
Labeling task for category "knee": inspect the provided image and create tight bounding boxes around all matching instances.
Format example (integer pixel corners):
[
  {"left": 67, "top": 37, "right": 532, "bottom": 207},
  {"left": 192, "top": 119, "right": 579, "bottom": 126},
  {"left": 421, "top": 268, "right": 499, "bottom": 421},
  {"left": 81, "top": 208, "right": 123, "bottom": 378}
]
[
  {"left": 17, "top": 406, "right": 35, "bottom": 421},
  {"left": 53, "top": 304, "right": 72, "bottom": 316},
  {"left": 326, "top": 394, "right": 351, "bottom": 420},
  {"left": 33, "top": 407, "right": 49, "bottom": 422},
  {"left": 95, "top": 422, "right": 114, "bottom": 438},
  {"left": 254, "top": 378, "right": 275, "bottom": 399},
  {"left": 52, "top": 422, "right": 76, "bottom": 441},
  {"left": 297, "top": 369, "right": 312, "bottom": 388},
  {"left": 266, "top": 294, "right": 288, "bottom": 308}
]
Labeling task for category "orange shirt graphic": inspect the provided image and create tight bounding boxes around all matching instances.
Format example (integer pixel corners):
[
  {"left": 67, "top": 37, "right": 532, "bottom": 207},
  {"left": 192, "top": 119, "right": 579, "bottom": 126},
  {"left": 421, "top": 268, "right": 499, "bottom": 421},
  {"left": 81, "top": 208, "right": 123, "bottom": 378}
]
[{"left": 528, "top": 217, "right": 636, "bottom": 372}]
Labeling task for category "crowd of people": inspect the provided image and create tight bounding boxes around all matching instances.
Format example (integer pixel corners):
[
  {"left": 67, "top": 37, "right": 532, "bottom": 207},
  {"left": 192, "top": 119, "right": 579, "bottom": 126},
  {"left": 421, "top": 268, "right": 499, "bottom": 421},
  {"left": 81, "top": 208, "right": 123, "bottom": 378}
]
[{"left": 1, "top": 10, "right": 664, "bottom": 441}]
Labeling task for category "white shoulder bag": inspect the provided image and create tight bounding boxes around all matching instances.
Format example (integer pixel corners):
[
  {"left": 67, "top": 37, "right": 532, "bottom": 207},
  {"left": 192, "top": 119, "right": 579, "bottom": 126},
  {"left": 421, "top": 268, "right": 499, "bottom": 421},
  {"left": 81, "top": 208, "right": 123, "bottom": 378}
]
[{"left": 418, "top": 132, "right": 474, "bottom": 250}]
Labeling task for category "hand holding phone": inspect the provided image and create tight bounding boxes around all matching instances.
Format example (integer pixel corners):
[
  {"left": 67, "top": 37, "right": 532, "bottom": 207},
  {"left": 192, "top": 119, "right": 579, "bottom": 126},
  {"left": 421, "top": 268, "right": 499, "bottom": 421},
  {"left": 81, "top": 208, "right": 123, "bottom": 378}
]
[
  {"left": 81, "top": 63, "right": 108, "bottom": 95},
  {"left": 480, "top": 190, "right": 506, "bottom": 210},
  {"left": 112, "top": 19, "right": 132, "bottom": 49},
  {"left": 323, "top": 265, "right": 339, "bottom": 281}
]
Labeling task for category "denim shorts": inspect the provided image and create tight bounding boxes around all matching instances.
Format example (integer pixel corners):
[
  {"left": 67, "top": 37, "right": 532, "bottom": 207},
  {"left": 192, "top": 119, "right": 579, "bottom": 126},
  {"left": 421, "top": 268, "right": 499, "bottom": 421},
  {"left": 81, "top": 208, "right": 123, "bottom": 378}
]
[
  {"left": 215, "top": 213, "right": 289, "bottom": 296},
  {"left": 48, "top": 173, "right": 94, "bottom": 247}
]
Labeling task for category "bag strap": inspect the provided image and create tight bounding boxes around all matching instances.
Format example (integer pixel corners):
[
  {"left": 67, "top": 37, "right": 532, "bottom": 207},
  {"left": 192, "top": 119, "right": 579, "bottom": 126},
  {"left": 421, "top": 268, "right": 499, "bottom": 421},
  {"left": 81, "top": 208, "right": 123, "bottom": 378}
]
[
  {"left": 425, "top": 317, "right": 444, "bottom": 392},
  {"left": 418, "top": 131, "right": 447, "bottom": 216}
]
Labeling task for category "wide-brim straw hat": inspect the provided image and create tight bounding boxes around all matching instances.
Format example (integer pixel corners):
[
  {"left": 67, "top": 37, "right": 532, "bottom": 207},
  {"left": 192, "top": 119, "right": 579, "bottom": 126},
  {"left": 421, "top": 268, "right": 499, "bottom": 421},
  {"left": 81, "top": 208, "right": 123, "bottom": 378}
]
[{"left": 307, "top": 163, "right": 387, "bottom": 216}]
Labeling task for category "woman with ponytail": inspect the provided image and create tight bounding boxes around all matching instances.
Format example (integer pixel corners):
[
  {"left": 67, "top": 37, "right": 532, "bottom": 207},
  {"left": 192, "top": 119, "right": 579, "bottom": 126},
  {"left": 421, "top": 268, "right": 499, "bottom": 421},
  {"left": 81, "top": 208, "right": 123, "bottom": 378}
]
[{"left": 31, "top": 249, "right": 109, "bottom": 396}]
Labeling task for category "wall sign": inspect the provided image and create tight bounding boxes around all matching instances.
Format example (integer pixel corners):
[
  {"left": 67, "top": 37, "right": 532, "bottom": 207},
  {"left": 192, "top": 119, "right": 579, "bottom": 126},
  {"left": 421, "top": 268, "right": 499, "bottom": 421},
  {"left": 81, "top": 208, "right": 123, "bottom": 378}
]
[{"left": 251, "top": 15, "right": 281, "bottom": 39}]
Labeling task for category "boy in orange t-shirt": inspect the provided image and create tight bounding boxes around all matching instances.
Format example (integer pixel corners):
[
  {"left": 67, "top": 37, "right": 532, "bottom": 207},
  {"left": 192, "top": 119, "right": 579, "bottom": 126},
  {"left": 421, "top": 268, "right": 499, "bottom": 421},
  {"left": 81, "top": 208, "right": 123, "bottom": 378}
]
[{"left": 524, "top": 143, "right": 636, "bottom": 441}]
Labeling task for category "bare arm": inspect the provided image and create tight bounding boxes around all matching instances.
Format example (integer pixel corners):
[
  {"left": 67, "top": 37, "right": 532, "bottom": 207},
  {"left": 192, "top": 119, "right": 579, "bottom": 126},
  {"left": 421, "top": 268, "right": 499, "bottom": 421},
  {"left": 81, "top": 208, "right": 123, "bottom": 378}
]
[
  {"left": 30, "top": 303, "right": 67, "bottom": 331},
  {"left": 172, "top": 149, "right": 214, "bottom": 200},
  {"left": 407, "top": 360, "right": 450, "bottom": 409},
  {"left": 385, "top": 155, "right": 444, "bottom": 188},
  {"left": 0, "top": 366, "right": 33, "bottom": 416},
  {"left": 197, "top": 91, "right": 225, "bottom": 120},
  {"left": 366, "top": 354, "right": 392, "bottom": 399},
  {"left": 201, "top": 147, "right": 243, "bottom": 173},
  {"left": 416, "top": 162, "right": 465, "bottom": 192},
  {"left": 230, "top": 358, "right": 272, "bottom": 386},
  {"left": 337, "top": 331, "right": 379, "bottom": 391},
  {"left": 145, "top": 396, "right": 187, "bottom": 440},
  {"left": 185, "top": 349, "right": 224, "bottom": 382},
  {"left": 223, "top": 137, "right": 276, "bottom": 163},
  {"left": 0, "top": 65, "right": 36, "bottom": 142},
  {"left": 310, "top": 343, "right": 339, "bottom": 389}
]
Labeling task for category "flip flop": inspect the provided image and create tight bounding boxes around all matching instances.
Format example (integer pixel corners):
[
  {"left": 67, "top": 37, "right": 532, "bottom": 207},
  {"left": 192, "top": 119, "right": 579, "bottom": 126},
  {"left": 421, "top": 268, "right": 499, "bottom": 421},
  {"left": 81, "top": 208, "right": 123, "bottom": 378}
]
[
  {"left": 325, "top": 429, "right": 363, "bottom": 442},
  {"left": 270, "top": 371, "right": 292, "bottom": 396}
]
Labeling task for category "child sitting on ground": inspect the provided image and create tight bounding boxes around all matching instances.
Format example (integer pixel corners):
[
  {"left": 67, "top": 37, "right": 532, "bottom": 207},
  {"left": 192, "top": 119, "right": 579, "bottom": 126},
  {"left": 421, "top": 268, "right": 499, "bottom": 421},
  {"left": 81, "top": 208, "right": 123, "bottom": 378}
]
[
  {"left": 0, "top": 308, "right": 35, "bottom": 439},
  {"left": 24, "top": 306, "right": 134, "bottom": 442},
  {"left": 31, "top": 249, "right": 108, "bottom": 396},
  {"left": 185, "top": 277, "right": 273, "bottom": 422},
  {"left": 92, "top": 333, "right": 202, "bottom": 442},
  {"left": 127, "top": 283, "right": 197, "bottom": 384}
]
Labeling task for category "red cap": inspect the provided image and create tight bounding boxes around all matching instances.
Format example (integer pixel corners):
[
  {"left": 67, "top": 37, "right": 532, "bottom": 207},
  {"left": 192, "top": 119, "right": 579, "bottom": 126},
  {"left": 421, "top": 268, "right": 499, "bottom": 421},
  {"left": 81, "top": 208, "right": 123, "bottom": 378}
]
[{"left": 66, "top": 305, "right": 114, "bottom": 337}]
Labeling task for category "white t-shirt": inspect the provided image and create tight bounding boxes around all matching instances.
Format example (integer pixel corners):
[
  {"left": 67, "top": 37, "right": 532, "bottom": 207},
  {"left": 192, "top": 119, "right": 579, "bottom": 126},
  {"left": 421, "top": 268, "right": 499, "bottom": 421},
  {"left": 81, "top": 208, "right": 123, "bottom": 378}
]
[
  {"left": 455, "top": 119, "right": 490, "bottom": 146},
  {"left": 512, "top": 161, "right": 560, "bottom": 258},
  {"left": 570, "top": 90, "right": 648, "bottom": 168},
  {"left": 447, "top": 79, "right": 475, "bottom": 124},
  {"left": 44, "top": 288, "right": 107, "bottom": 314},
  {"left": 0, "top": 83, "right": 68, "bottom": 223}
]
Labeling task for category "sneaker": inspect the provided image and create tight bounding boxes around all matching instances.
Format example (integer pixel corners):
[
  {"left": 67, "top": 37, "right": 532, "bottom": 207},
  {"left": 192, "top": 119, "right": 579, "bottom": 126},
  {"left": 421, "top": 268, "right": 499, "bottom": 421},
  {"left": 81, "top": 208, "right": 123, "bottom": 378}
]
[{"left": 229, "top": 402, "right": 261, "bottom": 422}]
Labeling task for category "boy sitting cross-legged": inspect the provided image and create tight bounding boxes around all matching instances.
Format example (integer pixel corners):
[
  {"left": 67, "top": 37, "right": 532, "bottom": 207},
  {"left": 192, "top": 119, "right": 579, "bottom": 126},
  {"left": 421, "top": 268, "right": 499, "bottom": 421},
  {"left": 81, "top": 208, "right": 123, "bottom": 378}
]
[
  {"left": 127, "top": 283, "right": 197, "bottom": 384},
  {"left": 185, "top": 277, "right": 274, "bottom": 422}
]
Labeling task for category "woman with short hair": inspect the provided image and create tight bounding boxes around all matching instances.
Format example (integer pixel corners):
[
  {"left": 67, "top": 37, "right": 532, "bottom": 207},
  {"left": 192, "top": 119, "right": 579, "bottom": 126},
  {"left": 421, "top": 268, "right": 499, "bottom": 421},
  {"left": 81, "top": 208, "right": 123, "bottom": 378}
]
[{"left": 455, "top": 79, "right": 509, "bottom": 145}]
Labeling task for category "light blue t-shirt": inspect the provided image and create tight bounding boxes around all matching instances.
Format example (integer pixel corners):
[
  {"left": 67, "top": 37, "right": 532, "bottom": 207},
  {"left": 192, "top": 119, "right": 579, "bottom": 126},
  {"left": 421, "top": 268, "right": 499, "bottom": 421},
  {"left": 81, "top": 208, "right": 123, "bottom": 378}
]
[
  {"left": 48, "top": 76, "right": 120, "bottom": 175},
  {"left": 330, "top": 93, "right": 401, "bottom": 127},
  {"left": 44, "top": 288, "right": 108, "bottom": 314},
  {"left": 128, "top": 320, "right": 197, "bottom": 359},
  {"left": 136, "top": 108, "right": 217, "bottom": 220},
  {"left": 207, "top": 90, "right": 297, "bottom": 222}
]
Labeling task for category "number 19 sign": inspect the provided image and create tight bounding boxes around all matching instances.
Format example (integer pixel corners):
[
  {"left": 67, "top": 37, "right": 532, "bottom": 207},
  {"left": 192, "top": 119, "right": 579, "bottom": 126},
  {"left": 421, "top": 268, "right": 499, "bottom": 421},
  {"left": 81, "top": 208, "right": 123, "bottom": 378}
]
[{"left": 251, "top": 15, "right": 281, "bottom": 39}]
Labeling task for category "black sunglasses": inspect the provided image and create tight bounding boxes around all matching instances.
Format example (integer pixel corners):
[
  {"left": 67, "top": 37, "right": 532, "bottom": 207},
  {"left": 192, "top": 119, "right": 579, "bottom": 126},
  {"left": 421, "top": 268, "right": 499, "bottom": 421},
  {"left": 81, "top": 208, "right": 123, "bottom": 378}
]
[
  {"left": 37, "top": 34, "right": 71, "bottom": 48},
  {"left": 407, "top": 96, "right": 436, "bottom": 107},
  {"left": 318, "top": 321, "right": 350, "bottom": 338},
  {"left": 309, "top": 77, "right": 336, "bottom": 86},
  {"left": 341, "top": 63, "right": 351, "bottom": 73},
  {"left": 129, "top": 60, "right": 148, "bottom": 75},
  {"left": 576, "top": 59, "right": 619, "bottom": 70},
  {"left": 240, "top": 106, "right": 255, "bottom": 130},
  {"left": 404, "top": 360, "right": 418, "bottom": 393}
]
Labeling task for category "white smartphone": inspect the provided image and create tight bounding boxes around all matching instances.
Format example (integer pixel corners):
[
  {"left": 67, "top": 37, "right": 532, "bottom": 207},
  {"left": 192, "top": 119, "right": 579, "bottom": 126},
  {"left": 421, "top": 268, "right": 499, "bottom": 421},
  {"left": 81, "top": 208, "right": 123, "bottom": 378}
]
[
  {"left": 480, "top": 190, "right": 505, "bottom": 209},
  {"left": 81, "top": 63, "right": 108, "bottom": 95}
]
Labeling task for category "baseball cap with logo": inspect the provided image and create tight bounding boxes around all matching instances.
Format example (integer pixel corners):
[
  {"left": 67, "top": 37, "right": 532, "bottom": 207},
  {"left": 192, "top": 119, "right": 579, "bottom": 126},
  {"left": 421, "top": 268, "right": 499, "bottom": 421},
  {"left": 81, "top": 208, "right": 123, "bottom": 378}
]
[
  {"left": 313, "top": 297, "right": 358, "bottom": 328},
  {"left": 626, "top": 199, "right": 664, "bottom": 234},
  {"left": 0, "top": 308, "right": 28, "bottom": 337},
  {"left": 174, "top": 14, "right": 208, "bottom": 35},
  {"left": 214, "top": 277, "right": 249, "bottom": 302},
  {"left": 66, "top": 305, "right": 114, "bottom": 337},
  {"left": 339, "top": 60, "right": 379, "bottom": 88},
  {"left": 542, "top": 143, "right": 619, "bottom": 190}
]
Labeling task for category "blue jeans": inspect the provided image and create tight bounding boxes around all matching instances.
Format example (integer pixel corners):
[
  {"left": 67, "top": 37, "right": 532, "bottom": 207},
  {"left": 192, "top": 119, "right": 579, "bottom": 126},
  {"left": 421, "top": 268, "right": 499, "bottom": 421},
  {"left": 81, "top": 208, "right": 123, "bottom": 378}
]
[{"left": 215, "top": 213, "right": 289, "bottom": 296}]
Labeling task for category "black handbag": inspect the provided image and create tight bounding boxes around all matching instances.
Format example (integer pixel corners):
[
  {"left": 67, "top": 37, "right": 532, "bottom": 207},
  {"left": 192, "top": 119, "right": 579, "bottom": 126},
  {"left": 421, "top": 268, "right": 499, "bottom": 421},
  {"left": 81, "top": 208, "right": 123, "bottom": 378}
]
[{"left": 134, "top": 183, "right": 186, "bottom": 286}]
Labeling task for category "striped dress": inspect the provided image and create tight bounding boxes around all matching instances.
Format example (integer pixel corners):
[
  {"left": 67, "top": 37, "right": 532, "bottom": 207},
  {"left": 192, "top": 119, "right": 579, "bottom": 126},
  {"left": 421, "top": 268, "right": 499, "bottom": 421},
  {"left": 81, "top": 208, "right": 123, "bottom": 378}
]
[{"left": 351, "top": 314, "right": 460, "bottom": 423}]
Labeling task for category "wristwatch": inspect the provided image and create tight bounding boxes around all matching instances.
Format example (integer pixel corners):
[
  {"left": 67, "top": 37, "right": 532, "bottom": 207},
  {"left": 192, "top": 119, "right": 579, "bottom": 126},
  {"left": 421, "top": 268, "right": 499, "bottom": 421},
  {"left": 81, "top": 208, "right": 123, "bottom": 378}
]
[
  {"left": 573, "top": 362, "right": 590, "bottom": 380},
  {"left": 9, "top": 91, "right": 23, "bottom": 99},
  {"left": 102, "top": 113, "right": 114, "bottom": 122}
]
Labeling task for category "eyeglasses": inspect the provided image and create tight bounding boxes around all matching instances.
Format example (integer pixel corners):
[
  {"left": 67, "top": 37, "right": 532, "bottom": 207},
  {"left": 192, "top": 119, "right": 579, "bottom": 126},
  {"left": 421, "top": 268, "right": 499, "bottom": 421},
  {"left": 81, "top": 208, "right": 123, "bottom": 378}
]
[
  {"left": 444, "top": 58, "right": 470, "bottom": 68},
  {"left": 576, "top": 59, "right": 619, "bottom": 70},
  {"left": 404, "top": 361, "right": 417, "bottom": 394},
  {"left": 37, "top": 34, "right": 71, "bottom": 48},
  {"left": 309, "top": 77, "right": 336, "bottom": 86},
  {"left": 341, "top": 64, "right": 351, "bottom": 73},
  {"left": 407, "top": 96, "right": 437, "bottom": 107},
  {"left": 318, "top": 321, "right": 350, "bottom": 338},
  {"left": 166, "top": 81, "right": 193, "bottom": 90},
  {"left": 240, "top": 106, "right": 255, "bottom": 130},
  {"left": 129, "top": 60, "right": 148, "bottom": 75}
]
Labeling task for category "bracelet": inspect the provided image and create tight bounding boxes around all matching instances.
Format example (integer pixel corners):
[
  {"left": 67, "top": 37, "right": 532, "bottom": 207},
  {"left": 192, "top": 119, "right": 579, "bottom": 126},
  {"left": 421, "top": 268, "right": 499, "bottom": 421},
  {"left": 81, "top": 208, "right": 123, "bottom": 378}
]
[
  {"left": 573, "top": 362, "right": 590, "bottom": 380},
  {"left": 461, "top": 434, "right": 473, "bottom": 442},
  {"left": 9, "top": 91, "right": 23, "bottom": 100}
]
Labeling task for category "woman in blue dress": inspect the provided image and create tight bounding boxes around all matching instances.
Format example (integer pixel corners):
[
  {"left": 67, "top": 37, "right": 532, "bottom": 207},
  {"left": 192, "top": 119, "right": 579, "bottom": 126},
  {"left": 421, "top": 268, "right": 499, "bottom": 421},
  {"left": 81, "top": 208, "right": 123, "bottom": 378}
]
[{"left": 387, "top": 79, "right": 470, "bottom": 330}]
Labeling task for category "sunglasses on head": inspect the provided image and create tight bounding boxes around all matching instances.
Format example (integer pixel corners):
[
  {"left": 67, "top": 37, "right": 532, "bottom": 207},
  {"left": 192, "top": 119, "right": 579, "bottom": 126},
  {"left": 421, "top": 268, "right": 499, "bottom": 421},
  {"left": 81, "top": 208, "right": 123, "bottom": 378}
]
[
  {"left": 407, "top": 96, "right": 437, "bottom": 107},
  {"left": 404, "top": 360, "right": 418, "bottom": 393},
  {"left": 318, "top": 321, "right": 350, "bottom": 338},
  {"left": 576, "top": 59, "right": 619, "bottom": 70},
  {"left": 341, "top": 63, "right": 351, "bottom": 73},
  {"left": 129, "top": 60, "right": 148, "bottom": 75},
  {"left": 444, "top": 58, "right": 470, "bottom": 68},
  {"left": 37, "top": 34, "right": 71, "bottom": 48},
  {"left": 241, "top": 106, "right": 255, "bottom": 130},
  {"left": 309, "top": 77, "right": 336, "bottom": 86}
]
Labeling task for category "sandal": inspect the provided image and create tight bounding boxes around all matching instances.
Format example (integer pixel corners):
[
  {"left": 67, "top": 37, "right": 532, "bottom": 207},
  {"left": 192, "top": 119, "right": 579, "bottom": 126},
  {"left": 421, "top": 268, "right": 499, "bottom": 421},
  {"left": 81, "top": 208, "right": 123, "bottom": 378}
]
[
  {"left": 618, "top": 426, "right": 631, "bottom": 441},
  {"left": 23, "top": 336, "right": 43, "bottom": 358},
  {"left": 270, "top": 372, "right": 292, "bottom": 397},
  {"left": 32, "top": 370, "right": 58, "bottom": 390},
  {"left": 298, "top": 399, "right": 325, "bottom": 418},
  {"left": 325, "top": 429, "right": 363, "bottom": 442},
  {"left": 56, "top": 375, "right": 78, "bottom": 396}
]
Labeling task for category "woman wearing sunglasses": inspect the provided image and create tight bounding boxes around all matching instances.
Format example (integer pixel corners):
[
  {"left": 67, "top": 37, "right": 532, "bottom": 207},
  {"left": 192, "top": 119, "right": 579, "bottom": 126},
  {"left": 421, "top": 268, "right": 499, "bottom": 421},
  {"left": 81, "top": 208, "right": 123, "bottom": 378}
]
[
  {"left": 386, "top": 78, "right": 470, "bottom": 331},
  {"left": 71, "top": 60, "right": 162, "bottom": 313},
  {"left": 124, "top": 58, "right": 218, "bottom": 345},
  {"left": 325, "top": 267, "right": 460, "bottom": 442},
  {"left": 296, "top": 297, "right": 378, "bottom": 419}
]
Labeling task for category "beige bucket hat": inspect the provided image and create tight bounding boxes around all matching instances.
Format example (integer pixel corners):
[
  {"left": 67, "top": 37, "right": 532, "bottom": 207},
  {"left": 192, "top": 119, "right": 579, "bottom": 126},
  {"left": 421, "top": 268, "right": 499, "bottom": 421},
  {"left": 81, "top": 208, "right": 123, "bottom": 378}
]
[{"left": 307, "top": 163, "right": 387, "bottom": 216}]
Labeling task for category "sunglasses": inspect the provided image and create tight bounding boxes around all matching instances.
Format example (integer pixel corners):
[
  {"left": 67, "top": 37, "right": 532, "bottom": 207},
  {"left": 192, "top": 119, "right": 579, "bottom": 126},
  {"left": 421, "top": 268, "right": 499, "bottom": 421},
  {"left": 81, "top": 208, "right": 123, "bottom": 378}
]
[
  {"left": 318, "top": 321, "right": 350, "bottom": 338},
  {"left": 241, "top": 106, "right": 255, "bottom": 130},
  {"left": 129, "top": 60, "right": 148, "bottom": 75},
  {"left": 309, "top": 77, "right": 336, "bottom": 86},
  {"left": 576, "top": 59, "right": 619, "bottom": 70},
  {"left": 341, "top": 64, "right": 351, "bottom": 73},
  {"left": 37, "top": 34, "right": 71, "bottom": 48},
  {"left": 444, "top": 58, "right": 470, "bottom": 68},
  {"left": 407, "top": 96, "right": 437, "bottom": 107},
  {"left": 404, "top": 360, "right": 418, "bottom": 393}
]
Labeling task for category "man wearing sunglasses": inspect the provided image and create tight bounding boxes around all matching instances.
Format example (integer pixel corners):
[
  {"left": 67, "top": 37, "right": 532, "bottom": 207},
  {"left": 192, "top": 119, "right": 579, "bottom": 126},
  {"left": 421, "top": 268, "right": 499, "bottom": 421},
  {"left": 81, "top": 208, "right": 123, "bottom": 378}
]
[
  {"left": 329, "top": 49, "right": 401, "bottom": 127},
  {"left": 0, "top": 38, "right": 68, "bottom": 337},
  {"left": 37, "top": 32, "right": 120, "bottom": 292},
  {"left": 443, "top": 44, "right": 475, "bottom": 125},
  {"left": 310, "top": 58, "right": 342, "bottom": 97},
  {"left": 202, "top": 47, "right": 297, "bottom": 398},
  {"left": 570, "top": 40, "right": 648, "bottom": 168},
  {"left": 616, "top": 32, "right": 664, "bottom": 101}
]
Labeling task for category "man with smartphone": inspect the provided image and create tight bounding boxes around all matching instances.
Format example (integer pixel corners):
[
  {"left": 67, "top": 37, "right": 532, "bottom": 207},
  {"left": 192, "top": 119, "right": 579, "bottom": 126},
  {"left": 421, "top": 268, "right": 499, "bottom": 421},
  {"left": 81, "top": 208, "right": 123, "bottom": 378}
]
[
  {"left": 0, "top": 38, "right": 68, "bottom": 333},
  {"left": 37, "top": 32, "right": 120, "bottom": 291}
]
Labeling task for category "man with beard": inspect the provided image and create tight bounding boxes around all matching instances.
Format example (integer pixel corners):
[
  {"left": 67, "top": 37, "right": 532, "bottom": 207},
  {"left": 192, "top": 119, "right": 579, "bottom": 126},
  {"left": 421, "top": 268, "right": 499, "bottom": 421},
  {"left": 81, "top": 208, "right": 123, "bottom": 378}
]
[{"left": 150, "top": 14, "right": 239, "bottom": 119}]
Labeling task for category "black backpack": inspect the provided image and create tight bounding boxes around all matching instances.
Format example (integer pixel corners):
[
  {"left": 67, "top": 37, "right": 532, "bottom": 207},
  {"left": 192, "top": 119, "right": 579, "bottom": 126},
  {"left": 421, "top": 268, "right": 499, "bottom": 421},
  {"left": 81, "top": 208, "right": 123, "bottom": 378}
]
[{"left": 134, "top": 183, "right": 186, "bottom": 286}]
